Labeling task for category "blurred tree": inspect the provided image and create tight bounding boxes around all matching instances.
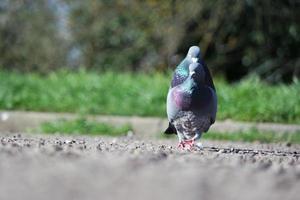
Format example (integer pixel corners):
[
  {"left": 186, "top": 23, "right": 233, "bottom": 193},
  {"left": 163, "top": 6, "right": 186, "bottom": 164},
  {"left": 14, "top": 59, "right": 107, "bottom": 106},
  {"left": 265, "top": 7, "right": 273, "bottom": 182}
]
[
  {"left": 66, "top": 0, "right": 299, "bottom": 82},
  {"left": 66, "top": 0, "right": 176, "bottom": 71},
  {"left": 0, "top": 0, "right": 67, "bottom": 72},
  {"left": 177, "top": 0, "right": 300, "bottom": 83},
  {"left": 0, "top": 0, "right": 299, "bottom": 82}
]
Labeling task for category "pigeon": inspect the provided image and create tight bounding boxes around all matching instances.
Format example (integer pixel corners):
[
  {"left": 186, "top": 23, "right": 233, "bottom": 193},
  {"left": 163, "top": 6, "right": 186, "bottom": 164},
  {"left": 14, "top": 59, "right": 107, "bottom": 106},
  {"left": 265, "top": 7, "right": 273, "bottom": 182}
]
[
  {"left": 164, "top": 46, "right": 217, "bottom": 150},
  {"left": 164, "top": 46, "right": 202, "bottom": 134}
]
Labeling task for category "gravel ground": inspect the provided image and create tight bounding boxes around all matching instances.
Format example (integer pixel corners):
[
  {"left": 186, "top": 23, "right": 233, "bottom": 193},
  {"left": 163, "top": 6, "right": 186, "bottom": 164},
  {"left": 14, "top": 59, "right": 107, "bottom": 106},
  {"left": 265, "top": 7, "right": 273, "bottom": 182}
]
[{"left": 1, "top": 134, "right": 300, "bottom": 200}]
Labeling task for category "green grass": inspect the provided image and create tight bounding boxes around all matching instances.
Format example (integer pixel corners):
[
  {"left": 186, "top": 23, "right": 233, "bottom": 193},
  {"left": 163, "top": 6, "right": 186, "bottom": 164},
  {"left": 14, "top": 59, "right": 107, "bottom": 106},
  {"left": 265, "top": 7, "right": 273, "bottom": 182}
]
[
  {"left": 0, "top": 70, "right": 299, "bottom": 123},
  {"left": 162, "top": 129, "right": 300, "bottom": 144},
  {"left": 38, "top": 117, "right": 300, "bottom": 144},
  {"left": 204, "top": 130, "right": 300, "bottom": 144},
  {"left": 38, "top": 118, "right": 132, "bottom": 136}
]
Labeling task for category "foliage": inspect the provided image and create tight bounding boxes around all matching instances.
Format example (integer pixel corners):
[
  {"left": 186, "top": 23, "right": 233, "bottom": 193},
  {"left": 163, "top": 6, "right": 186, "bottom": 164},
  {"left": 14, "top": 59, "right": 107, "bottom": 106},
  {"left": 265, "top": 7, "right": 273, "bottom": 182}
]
[
  {"left": 39, "top": 117, "right": 132, "bottom": 136},
  {"left": 217, "top": 77, "right": 300, "bottom": 123},
  {"left": 183, "top": 0, "right": 300, "bottom": 83},
  {"left": 66, "top": 0, "right": 170, "bottom": 71},
  {"left": 0, "top": 0, "right": 299, "bottom": 82},
  {"left": 66, "top": 0, "right": 300, "bottom": 82},
  {"left": 203, "top": 130, "right": 300, "bottom": 144},
  {"left": 0, "top": 70, "right": 299, "bottom": 123},
  {"left": 0, "top": 0, "right": 67, "bottom": 72}
]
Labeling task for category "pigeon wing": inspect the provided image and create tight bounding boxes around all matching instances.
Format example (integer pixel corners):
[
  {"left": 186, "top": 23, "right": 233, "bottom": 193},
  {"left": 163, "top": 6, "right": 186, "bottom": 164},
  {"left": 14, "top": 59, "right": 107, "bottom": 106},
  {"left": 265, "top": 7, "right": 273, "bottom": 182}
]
[
  {"left": 190, "top": 84, "right": 217, "bottom": 125},
  {"left": 199, "top": 60, "right": 216, "bottom": 91},
  {"left": 171, "top": 58, "right": 189, "bottom": 88}
]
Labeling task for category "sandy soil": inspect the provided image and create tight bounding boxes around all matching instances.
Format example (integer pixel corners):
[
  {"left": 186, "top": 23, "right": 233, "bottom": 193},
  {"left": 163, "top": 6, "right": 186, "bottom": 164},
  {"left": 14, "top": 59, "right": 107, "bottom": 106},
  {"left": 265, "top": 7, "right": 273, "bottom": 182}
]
[{"left": 0, "top": 134, "right": 300, "bottom": 200}]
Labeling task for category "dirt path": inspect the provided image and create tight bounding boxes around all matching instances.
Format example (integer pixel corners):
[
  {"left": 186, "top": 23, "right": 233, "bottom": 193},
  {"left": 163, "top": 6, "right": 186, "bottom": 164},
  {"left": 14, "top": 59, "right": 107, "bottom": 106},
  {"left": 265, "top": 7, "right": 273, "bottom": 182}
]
[{"left": 1, "top": 134, "right": 300, "bottom": 200}]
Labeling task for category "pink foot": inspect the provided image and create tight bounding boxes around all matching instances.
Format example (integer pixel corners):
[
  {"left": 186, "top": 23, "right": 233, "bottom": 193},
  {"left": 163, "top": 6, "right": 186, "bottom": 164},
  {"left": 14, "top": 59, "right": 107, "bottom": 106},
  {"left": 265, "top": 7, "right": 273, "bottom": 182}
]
[
  {"left": 177, "top": 141, "right": 185, "bottom": 149},
  {"left": 184, "top": 139, "right": 195, "bottom": 150},
  {"left": 177, "top": 139, "right": 195, "bottom": 150}
]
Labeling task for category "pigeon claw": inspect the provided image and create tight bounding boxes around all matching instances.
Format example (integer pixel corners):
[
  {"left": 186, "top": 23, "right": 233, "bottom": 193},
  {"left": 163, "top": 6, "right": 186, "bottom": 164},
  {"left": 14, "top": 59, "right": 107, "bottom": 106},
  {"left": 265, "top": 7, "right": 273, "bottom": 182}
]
[
  {"left": 184, "top": 139, "right": 195, "bottom": 150},
  {"left": 177, "top": 141, "right": 185, "bottom": 150},
  {"left": 177, "top": 139, "right": 195, "bottom": 150}
]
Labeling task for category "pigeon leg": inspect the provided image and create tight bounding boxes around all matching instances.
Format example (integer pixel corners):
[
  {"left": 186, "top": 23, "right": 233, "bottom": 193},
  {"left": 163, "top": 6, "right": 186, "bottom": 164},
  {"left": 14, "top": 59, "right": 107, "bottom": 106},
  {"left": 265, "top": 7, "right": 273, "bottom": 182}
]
[
  {"left": 183, "top": 132, "right": 203, "bottom": 150},
  {"left": 178, "top": 140, "right": 193, "bottom": 150},
  {"left": 193, "top": 132, "right": 203, "bottom": 149},
  {"left": 177, "top": 141, "right": 185, "bottom": 149},
  {"left": 183, "top": 139, "right": 195, "bottom": 150},
  {"left": 177, "top": 134, "right": 185, "bottom": 149}
]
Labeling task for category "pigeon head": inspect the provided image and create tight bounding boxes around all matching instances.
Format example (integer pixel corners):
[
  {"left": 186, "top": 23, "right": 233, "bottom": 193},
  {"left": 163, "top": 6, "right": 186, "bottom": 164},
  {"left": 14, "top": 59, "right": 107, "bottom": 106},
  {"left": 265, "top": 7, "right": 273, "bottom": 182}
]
[
  {"left": 187, "top": 46, "right": 201, "bottom": 63},
  {"left": 189, "top": 63, "right": 205, "bottom": 83}
]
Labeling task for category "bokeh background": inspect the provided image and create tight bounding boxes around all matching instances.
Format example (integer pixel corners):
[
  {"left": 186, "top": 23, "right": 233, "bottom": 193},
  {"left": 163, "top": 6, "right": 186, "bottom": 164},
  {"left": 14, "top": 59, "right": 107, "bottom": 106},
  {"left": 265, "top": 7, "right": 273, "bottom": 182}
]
[
  {"left": 0, "top": 0, "right": 299, "bottom": 82},
  {"left": 0, "top": 0, "right": 300, "bottom": 135}
]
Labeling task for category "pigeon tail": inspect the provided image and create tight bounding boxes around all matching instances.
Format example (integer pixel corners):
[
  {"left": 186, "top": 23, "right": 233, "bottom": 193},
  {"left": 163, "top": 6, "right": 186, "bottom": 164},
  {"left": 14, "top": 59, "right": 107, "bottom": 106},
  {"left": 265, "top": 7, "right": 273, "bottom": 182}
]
[{"left": 164, "top": 122, "right": 177, "bottom": 135}]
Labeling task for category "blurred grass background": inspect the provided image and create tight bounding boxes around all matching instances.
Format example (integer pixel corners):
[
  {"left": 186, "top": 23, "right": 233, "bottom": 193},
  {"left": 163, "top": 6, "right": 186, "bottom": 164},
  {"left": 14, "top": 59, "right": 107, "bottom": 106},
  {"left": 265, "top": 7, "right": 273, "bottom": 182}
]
[
  {"left": 37, "top": 117, "right": 300, "bottom": 144},
  {"left": 1, "top": 70, "right": 299, "bottom": 123},
  {"left": 39, "top": 118, "right": 132, "bottom": 136}
]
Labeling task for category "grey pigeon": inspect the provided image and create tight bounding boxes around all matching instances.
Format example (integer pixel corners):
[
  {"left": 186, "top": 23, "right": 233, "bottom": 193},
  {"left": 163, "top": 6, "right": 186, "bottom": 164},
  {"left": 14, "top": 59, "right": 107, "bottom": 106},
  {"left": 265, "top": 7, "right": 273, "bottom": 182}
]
[{"left": 164, "top": 46, "right": 217, "bottom": 149}]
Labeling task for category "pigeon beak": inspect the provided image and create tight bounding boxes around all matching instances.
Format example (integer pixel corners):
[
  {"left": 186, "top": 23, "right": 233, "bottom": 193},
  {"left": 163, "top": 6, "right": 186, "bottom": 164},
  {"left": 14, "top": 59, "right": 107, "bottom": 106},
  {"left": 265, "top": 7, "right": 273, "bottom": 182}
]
[{"left": 191, "top": 58, "right": 198, "bottom": 63}]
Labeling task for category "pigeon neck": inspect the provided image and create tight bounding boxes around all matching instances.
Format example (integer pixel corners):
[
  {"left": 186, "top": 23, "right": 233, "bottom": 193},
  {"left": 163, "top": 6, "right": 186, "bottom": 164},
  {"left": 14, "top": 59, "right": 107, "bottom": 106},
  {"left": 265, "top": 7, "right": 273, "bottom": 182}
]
[
  {"left": 175, "top": 59, "right": 189, "bottom": 76},
  {"left": 181, "top": 75, "right": 196, "bottom": 91}
]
